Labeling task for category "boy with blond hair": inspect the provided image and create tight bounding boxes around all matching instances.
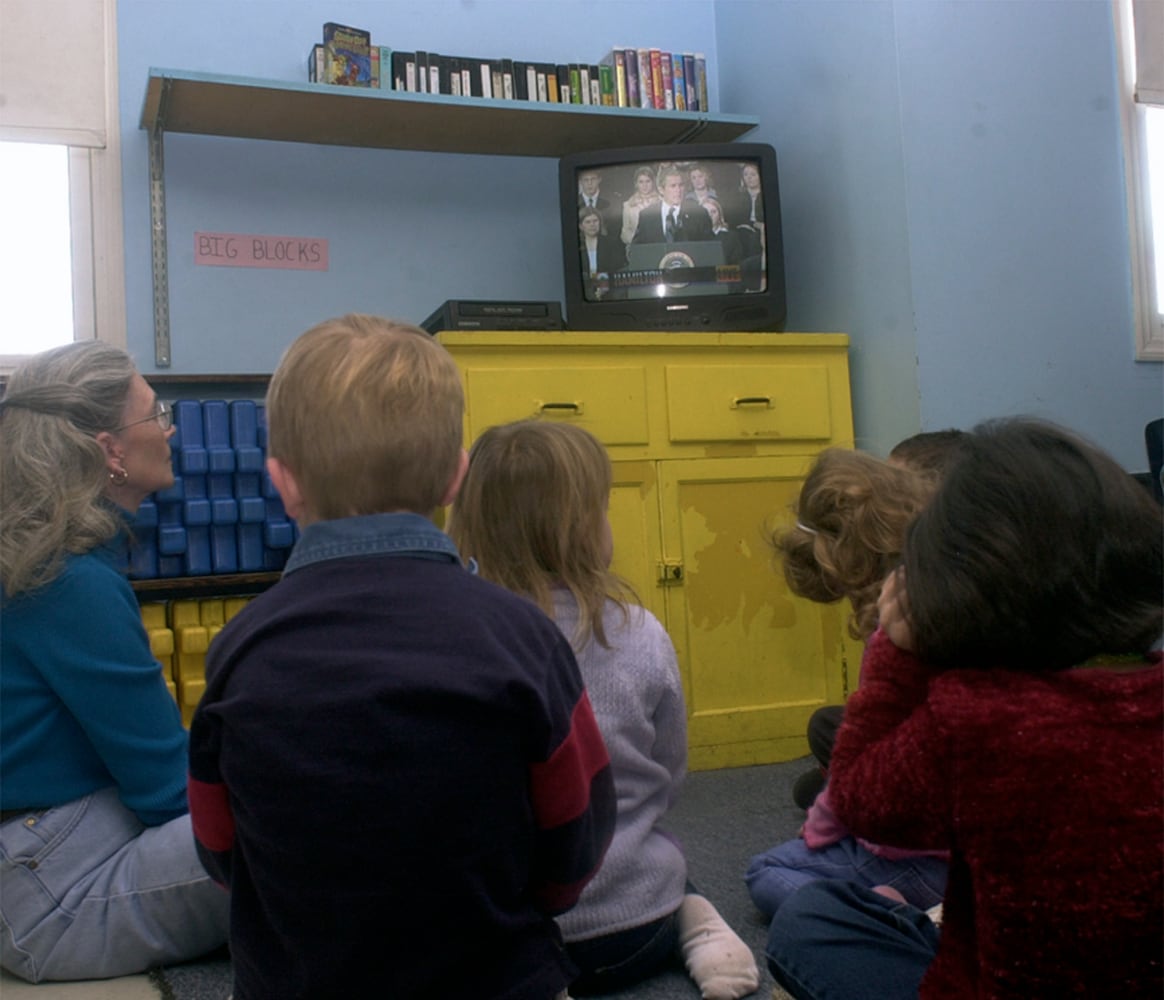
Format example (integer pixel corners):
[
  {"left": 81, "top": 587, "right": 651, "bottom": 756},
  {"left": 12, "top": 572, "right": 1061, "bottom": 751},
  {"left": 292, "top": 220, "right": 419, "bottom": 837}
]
[{"left": 187, "top": 315, "right": 615, "bottom": 1000}]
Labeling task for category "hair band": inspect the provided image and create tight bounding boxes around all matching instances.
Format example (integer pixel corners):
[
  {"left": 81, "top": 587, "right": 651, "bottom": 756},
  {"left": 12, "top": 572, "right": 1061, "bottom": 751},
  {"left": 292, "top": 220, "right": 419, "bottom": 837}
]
[{"left": 796, "top": 521, "right": 818, "bottom": 536}]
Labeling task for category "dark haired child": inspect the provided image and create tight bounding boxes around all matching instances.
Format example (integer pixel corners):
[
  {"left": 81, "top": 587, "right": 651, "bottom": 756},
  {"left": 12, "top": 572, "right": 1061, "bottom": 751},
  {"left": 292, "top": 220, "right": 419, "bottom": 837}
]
[
  {"left": 450, "top": 419, "right": 760, "bottom": 1000},
  {"left": 766, "top": 418, "right": 1163, "bottom": 998}
]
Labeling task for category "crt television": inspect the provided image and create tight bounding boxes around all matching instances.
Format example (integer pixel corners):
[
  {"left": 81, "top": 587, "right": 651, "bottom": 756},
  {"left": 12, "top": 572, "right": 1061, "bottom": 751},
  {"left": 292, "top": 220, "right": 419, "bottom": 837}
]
[{"left": 559, "top": 142, "right": 785, "bottom": 332}]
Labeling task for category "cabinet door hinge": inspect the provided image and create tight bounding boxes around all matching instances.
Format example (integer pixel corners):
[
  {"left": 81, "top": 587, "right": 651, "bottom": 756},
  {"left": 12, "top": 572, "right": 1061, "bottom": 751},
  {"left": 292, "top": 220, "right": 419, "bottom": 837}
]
[{"left": 657, "top": 561, "right": 684, "bottom": 585}]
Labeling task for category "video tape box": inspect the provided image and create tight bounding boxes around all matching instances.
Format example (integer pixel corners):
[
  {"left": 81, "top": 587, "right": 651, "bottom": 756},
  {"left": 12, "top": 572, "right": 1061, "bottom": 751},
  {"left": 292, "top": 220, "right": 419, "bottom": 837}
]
[{"left": 421, "top": 299, "right": 564, "bottom": 334}]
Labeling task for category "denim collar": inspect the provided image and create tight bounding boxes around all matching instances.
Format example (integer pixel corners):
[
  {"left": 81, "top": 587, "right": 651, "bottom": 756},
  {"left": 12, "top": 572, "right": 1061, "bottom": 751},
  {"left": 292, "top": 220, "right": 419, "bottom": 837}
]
[{"left": 283, "top": 512, "right": 464, "bottom": 576}]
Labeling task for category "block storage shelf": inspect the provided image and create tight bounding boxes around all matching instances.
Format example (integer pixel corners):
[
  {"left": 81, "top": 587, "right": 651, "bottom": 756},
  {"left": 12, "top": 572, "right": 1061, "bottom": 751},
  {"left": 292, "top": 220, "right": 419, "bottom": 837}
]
[
  {"left": 131, "top": 374, "right": 284, "bottom": 603},
  {"left": 131, "top": 572, "right": 278, "bottom": 600}
]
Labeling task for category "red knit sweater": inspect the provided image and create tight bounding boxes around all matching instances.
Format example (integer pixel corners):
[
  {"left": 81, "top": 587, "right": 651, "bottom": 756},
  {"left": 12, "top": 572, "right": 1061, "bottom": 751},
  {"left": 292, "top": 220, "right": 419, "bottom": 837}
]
[{"left": 830, "top": 630, "right": 1163, "bottom": 998}]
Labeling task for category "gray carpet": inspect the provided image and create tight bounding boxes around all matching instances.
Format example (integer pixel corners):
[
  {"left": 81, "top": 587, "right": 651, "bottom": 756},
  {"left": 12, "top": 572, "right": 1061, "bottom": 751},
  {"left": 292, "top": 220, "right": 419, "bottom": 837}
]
[{"left": 150, "top": 759, "right": 809, "bottom": 999}]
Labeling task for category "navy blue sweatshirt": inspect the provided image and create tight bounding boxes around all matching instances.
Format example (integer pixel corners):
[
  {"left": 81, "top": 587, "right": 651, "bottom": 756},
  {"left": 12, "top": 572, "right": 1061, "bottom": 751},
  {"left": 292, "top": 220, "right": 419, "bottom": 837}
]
[{"left": 188, "top": 515, "right": 614, "bottom": 1000}]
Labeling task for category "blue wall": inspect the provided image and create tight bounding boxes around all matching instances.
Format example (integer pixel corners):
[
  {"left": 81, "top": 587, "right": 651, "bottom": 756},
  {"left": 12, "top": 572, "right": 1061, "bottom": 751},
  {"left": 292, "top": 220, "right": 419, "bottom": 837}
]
[
  {"left": 118, "top": 0, "right": 1159, "bottom": 469},
  {"left": 118, "top": 0, "right": 720, "bottom": 371},
  {"left": 715, "top": 0, "right": 1160, "bottom": 467}
]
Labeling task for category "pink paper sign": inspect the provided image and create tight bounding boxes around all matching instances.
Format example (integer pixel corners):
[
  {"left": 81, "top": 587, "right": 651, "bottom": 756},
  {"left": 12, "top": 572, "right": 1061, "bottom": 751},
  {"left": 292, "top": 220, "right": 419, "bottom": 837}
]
[{"left": 194, "top": 232, "right": 329, "bottom": 271}]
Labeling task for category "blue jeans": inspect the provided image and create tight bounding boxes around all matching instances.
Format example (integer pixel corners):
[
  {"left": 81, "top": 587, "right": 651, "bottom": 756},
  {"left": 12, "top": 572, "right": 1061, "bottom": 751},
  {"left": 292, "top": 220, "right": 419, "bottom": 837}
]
[
  {"left": 0, "top": 786, "right": 229, "bottom": 982},
  {"left": 565, "top": 909, "right": 681, "bottom": 994},
  {"left": 765, "top": 879, "right": 938, "bottom": 1000},
  {"left": 745, "top": 835, "right": 947, "bottom": 917}
]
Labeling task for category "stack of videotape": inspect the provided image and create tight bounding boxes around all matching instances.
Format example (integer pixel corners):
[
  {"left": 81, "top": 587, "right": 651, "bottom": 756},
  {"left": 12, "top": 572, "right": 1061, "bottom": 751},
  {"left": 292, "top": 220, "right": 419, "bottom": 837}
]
[{"left": 421, "top": 300, "right": 564, "bottom": 334}]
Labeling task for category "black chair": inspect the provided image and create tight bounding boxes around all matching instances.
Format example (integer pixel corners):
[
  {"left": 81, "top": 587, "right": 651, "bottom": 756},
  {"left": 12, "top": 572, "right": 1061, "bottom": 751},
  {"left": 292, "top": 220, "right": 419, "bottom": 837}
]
[{"left": 1146, "top": 418, "right": 1164, "bottom": 503}]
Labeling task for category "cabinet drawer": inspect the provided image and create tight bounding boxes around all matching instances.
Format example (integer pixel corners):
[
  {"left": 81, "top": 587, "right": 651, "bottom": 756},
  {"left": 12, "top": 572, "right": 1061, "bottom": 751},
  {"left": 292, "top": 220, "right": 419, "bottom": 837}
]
[
  {"left": 664, "top": 364, "right": 833, "bottom": 443},
  {"left": 462, "top": 366, "right": 650, "bottom": 445}
]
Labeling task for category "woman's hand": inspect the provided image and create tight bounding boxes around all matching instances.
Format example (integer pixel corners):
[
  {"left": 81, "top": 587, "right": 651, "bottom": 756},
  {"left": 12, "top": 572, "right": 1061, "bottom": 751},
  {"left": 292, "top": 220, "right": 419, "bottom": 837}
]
[{"left": 877, "top": 569, "right": 915, "bottom": 651}]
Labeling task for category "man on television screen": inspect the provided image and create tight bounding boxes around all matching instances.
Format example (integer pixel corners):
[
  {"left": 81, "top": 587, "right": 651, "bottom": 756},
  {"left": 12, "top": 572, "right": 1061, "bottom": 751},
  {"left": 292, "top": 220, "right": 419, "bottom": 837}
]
[
  {"left": 632, "top": 165, "right": 713, "bottom": 245},
  {"left": 577, "top": 169, "right": 619, "bottom": 233}
]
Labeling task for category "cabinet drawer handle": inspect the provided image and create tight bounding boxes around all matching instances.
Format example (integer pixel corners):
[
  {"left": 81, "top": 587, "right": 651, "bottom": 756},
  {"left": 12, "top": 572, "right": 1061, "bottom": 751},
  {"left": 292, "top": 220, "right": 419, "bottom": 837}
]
[
  {"left": 537, "top": 401, "right": 584, "bottom": 416},
  {"left": 730, "top": 395, "right": 772, "bottom": 409}
]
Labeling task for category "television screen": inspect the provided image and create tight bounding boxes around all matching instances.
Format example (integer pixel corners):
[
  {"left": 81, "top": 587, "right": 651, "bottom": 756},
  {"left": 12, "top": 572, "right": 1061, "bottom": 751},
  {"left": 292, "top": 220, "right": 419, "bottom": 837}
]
[{"left": 560, "top": 143, "right": 785, "bottom": 332}]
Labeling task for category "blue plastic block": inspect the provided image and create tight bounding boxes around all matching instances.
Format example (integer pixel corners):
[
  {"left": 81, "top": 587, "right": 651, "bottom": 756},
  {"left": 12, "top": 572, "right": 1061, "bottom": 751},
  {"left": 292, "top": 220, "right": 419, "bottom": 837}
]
[
  {"left": 230, "top": 401, "right": 265, "bottom": 472},
  {"left": 261, "top": 469, "right": 280, "bottom": 499},
  {"left": 203, "top": 401, "right": 236, "bottom": 474},
  {"left": 263, "top": 546, "right": 289, "bottom": 571},
  {"left": 208, "top": 448, "right": 236, "bottom": 473},
  {"left": 211, "top": 524, "right": 238, "bottom": 573},
  {"left": 211, "top": 497, "right": 239, "bottom": 525},
  {"left": 183, "top": 475, "right": 207, "bottom": 500},
  {"left": 154, "top": 475, "right": 184, "bottom": 503},
  {"left": 237, "top": 523, "right": 264, "bottom": 571},
  {"left": 134, "top": 500, "right": 158, "bottom": 529},
  {"left": 237, "top": 447, "right": 263, "bottom": 473},
  {"left": 238, "top": 495, "right": 266, "bottom": 524},
  {"left": 264, "top": 520, "right": 295, "bottom": 549},
  {"left": 128, "top": 526, "right": 158, "bottom": 579},
  {"left": 180, "top": 449, "right": 209, "bottom": 477},
  {"left": 158, "top": 524, "right": 188, "bottom": 556},
  {"left": 183, "top": 498, "right": 212, "bottom": 527},
  {"left": 157, "top": 502, "right": 187, "bottom": 555},
  {"left": 184, "top": 526, "right": 212, "bottom": 576},
  {"left": 208, "top": 473, "right": 233, "bottom": 499},
  {"left": 230, "top": 400, "right": 258, "bottom": 446},
  {"left": 174, "top": 400, "right": 208, "bottom": 476},
  {"left": 158, "top": 554, "right": 184, "bottom": 577},
  {"left": 235, "top": 472, "right": 261, "bottom": 498}
]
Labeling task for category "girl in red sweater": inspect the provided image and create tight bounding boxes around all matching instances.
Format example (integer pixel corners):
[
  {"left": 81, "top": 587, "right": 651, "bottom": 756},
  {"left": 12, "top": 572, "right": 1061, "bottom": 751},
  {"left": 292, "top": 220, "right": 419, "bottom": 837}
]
[{"left": 765, "top": 417, "right": 1163, "bottom": 999}]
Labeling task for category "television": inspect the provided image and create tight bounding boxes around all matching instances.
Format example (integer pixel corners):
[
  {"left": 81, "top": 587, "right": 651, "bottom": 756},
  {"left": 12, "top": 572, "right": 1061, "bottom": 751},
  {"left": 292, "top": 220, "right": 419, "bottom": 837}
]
[{"left": 559, "top": 142, "right": 785, "bottom": 332}]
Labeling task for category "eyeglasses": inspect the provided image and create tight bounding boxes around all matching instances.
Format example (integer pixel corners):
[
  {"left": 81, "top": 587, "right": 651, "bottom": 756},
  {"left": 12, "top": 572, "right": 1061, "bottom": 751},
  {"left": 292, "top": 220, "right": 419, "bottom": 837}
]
[{"left": 114, "top": 400, "right": 173, "bottom": 433}]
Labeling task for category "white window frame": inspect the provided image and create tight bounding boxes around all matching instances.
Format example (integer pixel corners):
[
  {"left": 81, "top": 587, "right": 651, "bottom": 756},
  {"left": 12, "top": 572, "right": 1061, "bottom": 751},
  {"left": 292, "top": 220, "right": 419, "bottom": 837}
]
[
  {"left": 1114, "top": 0, "right": 1164, "bottom": 362},
  {"left": 0, "top": 0, "right": 124, "bottom": 371}
]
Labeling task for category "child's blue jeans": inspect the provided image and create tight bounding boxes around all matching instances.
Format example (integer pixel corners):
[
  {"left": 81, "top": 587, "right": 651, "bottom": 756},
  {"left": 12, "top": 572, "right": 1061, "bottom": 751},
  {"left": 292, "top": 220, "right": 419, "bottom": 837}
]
[
  {"left": 765, "top": 879, "right": 939, "bottom": 1000},
  {"left": 745, "top": 833, "right": 947, "bottom": 917}
]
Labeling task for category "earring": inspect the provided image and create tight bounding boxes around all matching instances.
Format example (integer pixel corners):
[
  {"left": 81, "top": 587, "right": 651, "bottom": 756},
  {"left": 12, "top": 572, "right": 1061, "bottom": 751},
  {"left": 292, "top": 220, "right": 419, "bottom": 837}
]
[{"left": 109, "top": 468, "right": 129, "bottom": 486}]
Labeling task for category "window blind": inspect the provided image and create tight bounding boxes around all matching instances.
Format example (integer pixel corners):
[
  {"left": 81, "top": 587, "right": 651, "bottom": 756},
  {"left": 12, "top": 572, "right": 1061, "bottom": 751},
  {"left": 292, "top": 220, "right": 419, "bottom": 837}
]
[
  {"left": 1134, "top": 0, "right": 1164, "bottom": 106},
  {"left": 0, "top": 0, "right": 109, "bottom": 146}
]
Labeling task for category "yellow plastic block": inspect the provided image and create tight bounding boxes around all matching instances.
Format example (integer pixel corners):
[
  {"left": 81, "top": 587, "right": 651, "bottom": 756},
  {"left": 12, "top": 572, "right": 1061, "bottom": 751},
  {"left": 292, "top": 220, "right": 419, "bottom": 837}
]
[
  {"left": 175, "top": 626, "right": 209, "bottom": 656},
  {"left": 147, "top": 629, "right": 175, "bottom": 659},
  {"left": 224, "top": 597, "right": 251, "bottom": 621},
  {"left": 179, "top": 676, "right": 206, "bottom": 707},
  {"left": 199, "top": 599, "right": 225, "bottom": 626},
  {"left": 169, "top": 600, "right": 202, "bottom": 629},
  {"left": 140, "top": 602, "right": 168, "bottom": 630}
]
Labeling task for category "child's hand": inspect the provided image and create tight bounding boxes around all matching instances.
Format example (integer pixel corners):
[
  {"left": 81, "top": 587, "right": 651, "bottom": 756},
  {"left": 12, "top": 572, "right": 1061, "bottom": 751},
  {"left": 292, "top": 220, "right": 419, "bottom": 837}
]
[{"left": 877, "top": 569, "right": 915, "bottom": 651}]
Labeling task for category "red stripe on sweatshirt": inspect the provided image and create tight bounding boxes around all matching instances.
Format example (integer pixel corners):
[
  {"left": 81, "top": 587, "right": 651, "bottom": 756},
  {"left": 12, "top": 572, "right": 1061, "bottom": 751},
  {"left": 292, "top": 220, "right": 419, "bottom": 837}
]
[
  {"left": 187, "top": 775, "right": 236, "bottom": 852},
  {"left": 529, "top": 691, "right": 611, "bottom": 830}
]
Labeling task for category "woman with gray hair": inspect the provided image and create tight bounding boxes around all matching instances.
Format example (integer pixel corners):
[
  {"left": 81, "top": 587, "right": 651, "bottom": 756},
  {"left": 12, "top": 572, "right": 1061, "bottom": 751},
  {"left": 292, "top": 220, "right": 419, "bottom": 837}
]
[{"left": 0, "top": 341, "right": 228, "bottom": 983}]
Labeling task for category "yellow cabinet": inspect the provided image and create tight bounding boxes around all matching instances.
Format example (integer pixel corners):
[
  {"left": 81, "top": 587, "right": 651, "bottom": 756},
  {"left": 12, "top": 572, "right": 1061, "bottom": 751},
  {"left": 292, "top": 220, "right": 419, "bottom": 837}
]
[{"left": 438, "top": 331, "right": 857, "bottom": 770}]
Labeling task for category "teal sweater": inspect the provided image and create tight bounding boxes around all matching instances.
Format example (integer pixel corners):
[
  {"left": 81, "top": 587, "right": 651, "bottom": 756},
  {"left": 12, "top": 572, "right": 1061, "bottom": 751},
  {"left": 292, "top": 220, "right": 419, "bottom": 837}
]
[{"left": 1, "top": 533, "right": 188, "bottom": 825}]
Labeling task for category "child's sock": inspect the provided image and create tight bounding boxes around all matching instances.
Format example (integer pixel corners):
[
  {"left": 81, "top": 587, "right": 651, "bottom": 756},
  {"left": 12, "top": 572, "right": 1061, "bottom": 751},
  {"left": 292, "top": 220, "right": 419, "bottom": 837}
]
[{"left": 677, "top": 893, "right": 760, "bottom": 1000}]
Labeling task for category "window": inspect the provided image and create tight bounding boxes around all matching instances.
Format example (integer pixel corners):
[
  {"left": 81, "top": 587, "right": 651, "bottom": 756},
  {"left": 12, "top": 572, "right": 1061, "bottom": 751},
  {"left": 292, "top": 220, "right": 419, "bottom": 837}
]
[
  {"left": 0, "top": 142, "right": 80, "bottom": 355},
  {"left": 1115, "top": 0, "right": 1164, "bottom": 361},
  {"left": 0, "top": 0, "right": 124, "bottom": 369}
]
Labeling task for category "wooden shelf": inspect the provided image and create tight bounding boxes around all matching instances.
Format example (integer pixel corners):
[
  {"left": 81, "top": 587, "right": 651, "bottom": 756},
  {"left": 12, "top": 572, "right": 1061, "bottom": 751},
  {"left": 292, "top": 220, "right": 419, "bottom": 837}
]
[
  {"left": 146, "top": 373, "right": 270, "bottom": 385},
  {"left": 132, "top": 572, "right": 280, "bottom": 600},
  {"left": 140, "top": 68, "right": 758, "bottom": 156}
]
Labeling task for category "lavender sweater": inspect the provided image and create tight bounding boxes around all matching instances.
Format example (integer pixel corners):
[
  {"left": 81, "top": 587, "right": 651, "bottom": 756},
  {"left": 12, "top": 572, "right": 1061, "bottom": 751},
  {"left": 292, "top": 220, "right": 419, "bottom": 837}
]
[{"left": 551, "top": 590, "right": 689, "bottom": 941}]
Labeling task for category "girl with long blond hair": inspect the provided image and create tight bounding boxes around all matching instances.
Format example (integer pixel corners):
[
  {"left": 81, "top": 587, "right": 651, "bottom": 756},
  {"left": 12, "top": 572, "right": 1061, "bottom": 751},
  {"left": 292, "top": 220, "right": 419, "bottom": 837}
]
[{"left": 449, "top": 419, "right": 759, "bottom": 1000}]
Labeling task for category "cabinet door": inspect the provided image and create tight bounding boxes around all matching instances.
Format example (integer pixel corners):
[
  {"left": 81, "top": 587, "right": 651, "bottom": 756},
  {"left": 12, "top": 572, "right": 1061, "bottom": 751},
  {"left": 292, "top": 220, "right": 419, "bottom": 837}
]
[
  {"left": 658, "top": 456, "right": 850, "bottom": 770},
  {"left": 608, "top": 460, "right": 666, "bottom": 625}
]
